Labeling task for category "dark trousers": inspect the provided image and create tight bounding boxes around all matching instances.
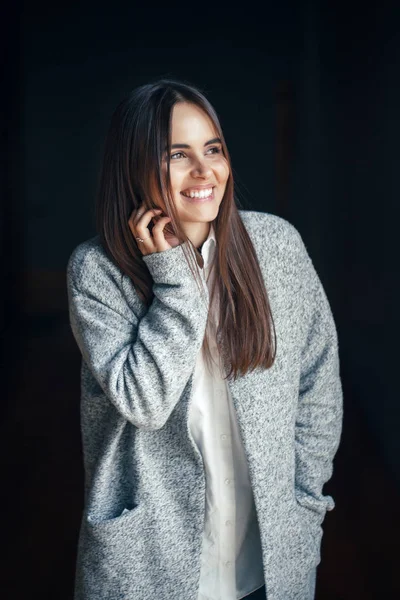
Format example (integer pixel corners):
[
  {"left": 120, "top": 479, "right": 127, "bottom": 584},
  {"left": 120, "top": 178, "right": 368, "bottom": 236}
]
[{"left": 242, "top": 584, "right": 266, "bottom": 599}]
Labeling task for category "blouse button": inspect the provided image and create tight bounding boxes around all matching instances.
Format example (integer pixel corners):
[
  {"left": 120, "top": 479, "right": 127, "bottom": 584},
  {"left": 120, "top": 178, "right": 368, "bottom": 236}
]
[
  {"left": 224, "top": 478, "right": 231, "bottom": 485},
  {"left": 221, "top": 434, "right": 227, "bottom": 441}
]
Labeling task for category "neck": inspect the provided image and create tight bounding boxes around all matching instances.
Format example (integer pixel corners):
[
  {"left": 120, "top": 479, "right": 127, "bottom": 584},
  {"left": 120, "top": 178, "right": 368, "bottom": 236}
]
[{"left": 182, "top": 221, "right": 210, "bottom": 250}]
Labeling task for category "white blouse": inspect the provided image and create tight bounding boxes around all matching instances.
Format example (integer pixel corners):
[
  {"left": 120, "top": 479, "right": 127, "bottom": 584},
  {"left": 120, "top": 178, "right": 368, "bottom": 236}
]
[{"left": 189, "top": 223, "right": 265, "bottom": 600}]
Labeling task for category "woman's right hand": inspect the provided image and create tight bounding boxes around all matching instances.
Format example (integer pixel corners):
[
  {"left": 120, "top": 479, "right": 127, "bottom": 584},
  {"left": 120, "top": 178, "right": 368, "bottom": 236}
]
[{"left": 128, "top": 204, "right": 181, "bottom": 255}]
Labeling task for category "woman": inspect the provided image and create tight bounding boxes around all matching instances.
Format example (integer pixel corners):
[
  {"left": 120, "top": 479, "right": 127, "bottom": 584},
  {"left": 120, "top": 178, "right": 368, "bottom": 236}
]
[{"left": 67, "top": 79, "right": 343, "bottom": 600}]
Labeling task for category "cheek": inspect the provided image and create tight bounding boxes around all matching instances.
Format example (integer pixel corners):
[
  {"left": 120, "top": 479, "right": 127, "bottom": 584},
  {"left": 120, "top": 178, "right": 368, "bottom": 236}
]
[
  {"left": 169, "top": 171, "right": 184, "bottom": 194},
  {"left": 215, "top": 158, "right": 230, "bottom": 183}
]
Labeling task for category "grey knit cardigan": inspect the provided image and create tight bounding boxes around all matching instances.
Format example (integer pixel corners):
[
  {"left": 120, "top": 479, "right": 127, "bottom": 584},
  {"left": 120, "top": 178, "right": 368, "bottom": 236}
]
[{"left": 66, "top": 209, "right": 343, "bottom": 600}]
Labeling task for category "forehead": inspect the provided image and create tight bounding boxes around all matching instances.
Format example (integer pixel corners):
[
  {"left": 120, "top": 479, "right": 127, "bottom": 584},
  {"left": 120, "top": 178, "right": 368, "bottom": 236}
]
[{"left": 171, "top": 102, "right": 217, "bottom": 141}]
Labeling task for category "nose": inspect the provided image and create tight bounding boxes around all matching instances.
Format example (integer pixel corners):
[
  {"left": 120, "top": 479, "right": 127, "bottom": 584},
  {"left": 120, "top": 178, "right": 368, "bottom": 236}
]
[{"left": 191, "top": 156, "right": 213, "bottom": 178}]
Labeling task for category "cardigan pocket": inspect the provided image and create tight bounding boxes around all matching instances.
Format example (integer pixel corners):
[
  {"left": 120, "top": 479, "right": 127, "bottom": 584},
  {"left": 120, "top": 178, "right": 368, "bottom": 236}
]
[
  {"left": 85, "top": 503, "right": 143, "bottom": 529},
  {"left": 77, "top": 504, "right": 153, "bottom": 598}
]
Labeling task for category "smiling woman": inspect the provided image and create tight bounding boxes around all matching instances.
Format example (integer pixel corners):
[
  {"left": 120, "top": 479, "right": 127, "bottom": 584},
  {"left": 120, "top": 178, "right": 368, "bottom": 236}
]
[
  {"left": 95, "top": 79, "right": 277, "bottom": 381},
  {"left": 67, "top": 79, "right": 343, "bottom": 600},
  {"left": 162, "top": 103, "right": 230, "bottom": 246}
]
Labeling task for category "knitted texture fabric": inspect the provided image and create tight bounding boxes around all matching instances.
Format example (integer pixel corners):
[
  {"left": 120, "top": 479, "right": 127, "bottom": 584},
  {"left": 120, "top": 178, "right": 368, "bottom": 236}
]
[{"left": 66, "top": 210, "right": 343, "bottom": 600}]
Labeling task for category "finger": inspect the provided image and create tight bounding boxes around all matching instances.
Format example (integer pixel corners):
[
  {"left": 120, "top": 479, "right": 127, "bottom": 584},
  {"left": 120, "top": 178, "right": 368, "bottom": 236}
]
[
  {"left": 129, "top": 205, "right": 144, "bottom": 227},
  {"left": 128, "top": 210, "right": 142, "bottom": 235},
  {"left": 129, "top": 206, "right": 162, "bottom": 231},
  {"left": 135, "top": 209, "right": 164, "bottom": 240},
  {"left": 150, "top": 216, "right": 172, "bottom": 245},
  {"left": 135, "top": 217, "right": 171, "bottom": 255}
]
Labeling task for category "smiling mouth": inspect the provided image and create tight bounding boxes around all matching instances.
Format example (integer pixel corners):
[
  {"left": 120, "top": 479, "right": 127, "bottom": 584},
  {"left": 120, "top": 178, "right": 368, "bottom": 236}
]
[{"left": 180, "top": 186, "right": 215, "bottom": 199}]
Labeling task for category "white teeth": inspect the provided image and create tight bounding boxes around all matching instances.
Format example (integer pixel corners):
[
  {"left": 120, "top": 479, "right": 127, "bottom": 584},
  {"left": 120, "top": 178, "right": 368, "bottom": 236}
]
[{"left": 182, "top": 187, "right": 213, "bottom": 198}]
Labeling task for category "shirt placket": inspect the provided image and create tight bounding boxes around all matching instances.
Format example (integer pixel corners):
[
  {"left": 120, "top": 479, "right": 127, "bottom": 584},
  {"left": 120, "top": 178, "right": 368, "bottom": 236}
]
[
  {"left": 203, "top": 240, "right": 237, "bottom": 600},
  {"left": 208, "top": 322, "right": 237, "bottom": 598}
]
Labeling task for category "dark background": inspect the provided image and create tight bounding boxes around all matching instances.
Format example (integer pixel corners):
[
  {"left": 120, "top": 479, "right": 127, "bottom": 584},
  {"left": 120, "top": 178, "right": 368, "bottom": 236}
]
[{"left": 1, "top": 1, "right": 398, "bottom": 598}]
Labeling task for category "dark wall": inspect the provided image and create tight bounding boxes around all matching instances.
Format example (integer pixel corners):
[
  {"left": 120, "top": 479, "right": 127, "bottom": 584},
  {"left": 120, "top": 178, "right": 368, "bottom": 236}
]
[
  {"left": 18, "top": 4, "right": 305, "bottom": 268},
  {"left": 317, "top": 1, "right": 399, "bottom": 483}
]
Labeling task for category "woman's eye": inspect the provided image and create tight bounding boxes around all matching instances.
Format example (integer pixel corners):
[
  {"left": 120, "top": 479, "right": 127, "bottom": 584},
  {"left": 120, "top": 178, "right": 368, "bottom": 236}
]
[
  {"left": 207, "top": 146, "right": 221, "bottom": 154},
  {"left": 170, "top": 147, "right": 221, "bottom": 160}
]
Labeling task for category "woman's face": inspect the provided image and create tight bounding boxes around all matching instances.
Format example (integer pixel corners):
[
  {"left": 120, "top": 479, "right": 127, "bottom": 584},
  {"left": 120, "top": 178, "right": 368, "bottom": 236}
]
[{"left": 163, "top": 102, "right": 230, "bottom": 236}]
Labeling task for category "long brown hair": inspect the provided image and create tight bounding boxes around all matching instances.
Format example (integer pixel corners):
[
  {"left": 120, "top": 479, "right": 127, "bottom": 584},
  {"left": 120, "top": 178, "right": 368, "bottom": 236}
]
[{"left": 95, "top": 78, "right": 276, "bottom": 381}]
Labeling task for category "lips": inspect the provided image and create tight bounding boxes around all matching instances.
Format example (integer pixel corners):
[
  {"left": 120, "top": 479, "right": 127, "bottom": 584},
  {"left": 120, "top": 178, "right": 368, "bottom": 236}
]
[
  {"left": 180, "top": 189, "right": 215, "bottom": 203},
  {"left": 181, "top": 186, "right": 215, "bottom": 199},
  {"left": 181, "top": 184, "right": 215, "bottom": 192}
]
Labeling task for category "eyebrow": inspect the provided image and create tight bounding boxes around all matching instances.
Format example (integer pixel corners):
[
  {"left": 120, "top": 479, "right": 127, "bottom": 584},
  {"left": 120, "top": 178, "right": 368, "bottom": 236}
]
[{"left": 169, "top": 137, "right": 222, "bottom": 150}]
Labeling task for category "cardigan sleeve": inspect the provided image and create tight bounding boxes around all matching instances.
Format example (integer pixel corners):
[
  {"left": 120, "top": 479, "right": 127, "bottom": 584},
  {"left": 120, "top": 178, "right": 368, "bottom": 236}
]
[
  {"left": 66, "top": 240, "right": 209, "bottom": 430},
  {"left": 293, "top": 230, "right": 343, "bottom": 526}
]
